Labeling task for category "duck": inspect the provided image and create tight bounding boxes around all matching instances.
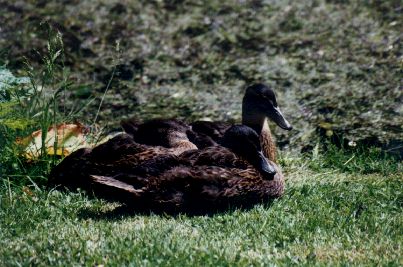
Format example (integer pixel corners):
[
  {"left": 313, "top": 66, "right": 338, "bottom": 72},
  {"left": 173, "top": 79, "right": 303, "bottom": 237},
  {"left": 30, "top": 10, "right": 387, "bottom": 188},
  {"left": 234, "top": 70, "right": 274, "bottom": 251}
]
[
  {"left": 78, "top": 125, "right": 285, "bottom": 214},
  {"left": 48, "top": 129, "right": 194, "bottom": 191},
  {"left": 193, "top": 83, "right": 292, "bottom": 162},
  {"left": 121, "top": 83, "right": 292, "bottom": 162}
]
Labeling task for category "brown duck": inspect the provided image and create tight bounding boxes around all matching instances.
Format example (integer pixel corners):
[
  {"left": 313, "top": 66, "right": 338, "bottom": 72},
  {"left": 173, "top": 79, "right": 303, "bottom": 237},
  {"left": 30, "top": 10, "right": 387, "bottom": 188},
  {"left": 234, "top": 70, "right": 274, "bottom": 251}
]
[
  {"left": 82, "top": 125, "right": 285, "bottom": 214},
  {"left": 121, "top": 83, "right": 292, "bottom": 162},
  {"left": 48, "top": 130, "right": 194, "bottom": 191}
]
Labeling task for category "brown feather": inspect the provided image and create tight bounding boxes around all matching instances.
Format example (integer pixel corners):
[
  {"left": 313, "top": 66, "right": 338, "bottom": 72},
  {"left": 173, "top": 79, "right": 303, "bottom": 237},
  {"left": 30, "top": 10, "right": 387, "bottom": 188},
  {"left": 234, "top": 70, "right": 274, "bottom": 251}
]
[{"left": 260, "top": 119, "right": 277, "bottom": 162}]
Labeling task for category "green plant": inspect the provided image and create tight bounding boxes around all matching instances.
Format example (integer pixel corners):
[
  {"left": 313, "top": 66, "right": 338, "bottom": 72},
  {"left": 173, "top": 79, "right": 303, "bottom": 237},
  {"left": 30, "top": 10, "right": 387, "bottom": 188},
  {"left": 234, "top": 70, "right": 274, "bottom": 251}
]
[
  {"left": 0, "top": 24, "right": 121, "bottom": 187},
  {"left": 0, "top": 25, "right": 73, "bottom": 185}
]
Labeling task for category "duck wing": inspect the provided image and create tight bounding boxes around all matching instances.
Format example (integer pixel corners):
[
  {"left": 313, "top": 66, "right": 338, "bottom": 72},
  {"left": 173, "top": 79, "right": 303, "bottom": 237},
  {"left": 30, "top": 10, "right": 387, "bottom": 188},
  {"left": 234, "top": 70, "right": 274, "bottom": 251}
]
[
  {"left": 121, "top": 118, "right": 233, "bottom": 150},
  {"left": 90, "top": 133, "right": 184, "bottom": 164},
  {"left": 140, "top": 165, "right": 282, "bottom": 213},
  {"left": 85, "top": 163, "right": 284, "bottom": 214},
  {"left": 109, "top": 154, "right": 181, "bottom": 185},
  {"left": 90, "top": 133, "right": 147, "bottom": 162},
  {"left": 49, "top": 133, "right": 182, "bottom": 190},
  {"left": 179, "top": 146, "right": 249, "bottom": 169},
  {"left": 87, "top": 166, "right": 244, "bottom": 212},
  {"left": 153, "top": 165, "right": 284, "bottom": 212},
  {"left": 120, "top": 118, "right": 237, "bottom": 151}
]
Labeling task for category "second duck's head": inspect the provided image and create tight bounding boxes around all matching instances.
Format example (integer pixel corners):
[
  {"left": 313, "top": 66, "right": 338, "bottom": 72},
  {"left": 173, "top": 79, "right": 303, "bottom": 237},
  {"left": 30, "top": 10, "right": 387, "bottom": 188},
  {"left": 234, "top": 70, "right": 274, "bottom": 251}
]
[
  {"left": 222, "top": 125, "right": 276, "bottom": 179},
  {"left": 242, "top": 83, "right": 292, "bottom": 132}
]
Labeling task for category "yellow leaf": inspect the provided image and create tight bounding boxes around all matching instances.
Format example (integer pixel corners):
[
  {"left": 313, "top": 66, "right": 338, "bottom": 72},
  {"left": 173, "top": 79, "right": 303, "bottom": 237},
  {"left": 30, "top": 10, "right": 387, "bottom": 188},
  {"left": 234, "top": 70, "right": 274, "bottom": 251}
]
[{"left": 17, "top": 122, "right": 91, "bottom": 159}]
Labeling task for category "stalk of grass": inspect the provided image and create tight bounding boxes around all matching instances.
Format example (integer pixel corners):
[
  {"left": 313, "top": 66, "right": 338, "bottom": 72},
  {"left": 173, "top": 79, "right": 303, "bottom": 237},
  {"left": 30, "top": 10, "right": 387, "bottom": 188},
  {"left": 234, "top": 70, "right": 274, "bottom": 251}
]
[
  {"left": 0, "top": 24, "right": 76, "bottom": 186},
  {"left": 92, "top": 40, "right": 121, "bottom": 126}
]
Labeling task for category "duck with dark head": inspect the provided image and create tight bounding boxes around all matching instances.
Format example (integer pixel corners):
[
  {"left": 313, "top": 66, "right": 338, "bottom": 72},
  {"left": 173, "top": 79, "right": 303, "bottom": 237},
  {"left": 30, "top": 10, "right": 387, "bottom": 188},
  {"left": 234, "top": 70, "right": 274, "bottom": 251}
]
[
  {"left": 241, "top": 83, "right": 292, "bottom": 161},
  {"left": 189, "top": 83, "right": 292, "bottom": 162},
  {"left": 88, "top": 125, "right": 284, "bottom": 214},
  {"left": 121, "top": 83, "right": 293, "bottom": 163}
]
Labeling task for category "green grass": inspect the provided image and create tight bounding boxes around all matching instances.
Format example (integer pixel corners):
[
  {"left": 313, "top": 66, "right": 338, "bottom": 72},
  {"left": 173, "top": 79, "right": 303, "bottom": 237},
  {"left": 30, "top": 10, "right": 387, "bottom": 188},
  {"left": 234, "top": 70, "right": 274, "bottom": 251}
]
[
  {"left": 306, "top": 143, "right": 401, "bottom": 175},
  {"left": 1, "top": 1, "right": 402, "bottom": 265},
  {"left": 1, "top": 165, "right": 402, "bottom": 266}
]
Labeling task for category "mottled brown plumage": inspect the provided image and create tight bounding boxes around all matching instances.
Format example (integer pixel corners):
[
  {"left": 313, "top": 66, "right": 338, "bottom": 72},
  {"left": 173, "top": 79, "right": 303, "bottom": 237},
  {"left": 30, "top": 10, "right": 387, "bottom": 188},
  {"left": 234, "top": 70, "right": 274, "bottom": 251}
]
[
  {"left": 90, "top": 163, "right": 284, "bottom": 214},
  {"left": 49, "top": 125, "right": 285, "bottom": 214},
  {"left": 120, "top": 118, "right": 197, "bottom": 154},
  {"left": 121, "top": 84, "right": 292, "bottom": 162},
  {"left": 180, "top": 146, "right": 249, "bottom": 169},
  {"left": 48, "top": 133, "right": 183, "bottom": 190}
]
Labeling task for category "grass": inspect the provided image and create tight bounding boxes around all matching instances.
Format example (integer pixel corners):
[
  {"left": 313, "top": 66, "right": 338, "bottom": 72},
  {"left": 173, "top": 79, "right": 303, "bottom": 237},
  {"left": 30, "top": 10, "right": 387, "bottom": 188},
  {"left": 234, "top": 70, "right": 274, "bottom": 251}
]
[
  {"left": 1, "top": 1, "right": 402, "bottom": 265},
  {"left": 306, "top": 142, "right": 401, "bottom": 175},
  {"left": 1, "top": 62, "right": 401, "bottom": 265},
  {"left": 0, "top": 29, "right": 67, "bottom": 184},
  {"left": 1, "top": 163, "right": 402, "bottom": 266},
  {"left": 1, "top": 70, "right": 401, "bottom": 265}
]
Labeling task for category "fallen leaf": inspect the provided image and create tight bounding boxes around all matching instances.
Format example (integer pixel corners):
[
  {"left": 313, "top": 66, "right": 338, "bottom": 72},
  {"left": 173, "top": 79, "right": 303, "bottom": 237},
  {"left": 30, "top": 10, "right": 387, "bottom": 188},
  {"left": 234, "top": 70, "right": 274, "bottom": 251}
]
[{"left": 17, "top": 123, "right": 91, "bottom": 159}]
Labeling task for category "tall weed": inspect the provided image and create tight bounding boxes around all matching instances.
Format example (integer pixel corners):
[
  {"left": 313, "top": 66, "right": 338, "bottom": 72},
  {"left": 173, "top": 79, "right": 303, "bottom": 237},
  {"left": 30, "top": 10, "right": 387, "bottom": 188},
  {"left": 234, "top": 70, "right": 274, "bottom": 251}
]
[{"left": 0, "top": 26, "right": 73, "bottom": 185}]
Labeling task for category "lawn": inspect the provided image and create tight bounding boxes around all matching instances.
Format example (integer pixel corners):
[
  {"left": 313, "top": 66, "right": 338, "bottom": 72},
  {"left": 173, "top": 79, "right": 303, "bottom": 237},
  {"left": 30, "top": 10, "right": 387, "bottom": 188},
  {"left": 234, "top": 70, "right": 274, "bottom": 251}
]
[{"left": 1, "top": 153, "right": 402, "bottom": 266}]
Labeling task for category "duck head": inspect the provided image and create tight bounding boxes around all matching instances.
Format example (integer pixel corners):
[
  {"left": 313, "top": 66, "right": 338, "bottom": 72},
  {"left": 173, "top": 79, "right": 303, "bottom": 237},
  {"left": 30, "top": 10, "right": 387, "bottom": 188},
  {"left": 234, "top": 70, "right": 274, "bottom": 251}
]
[
  {"left": 222, "top": 125, "right": 276, "bottom": 179},
  {"left": 242, "top": 83, "right": 292, "bottom": 133}
]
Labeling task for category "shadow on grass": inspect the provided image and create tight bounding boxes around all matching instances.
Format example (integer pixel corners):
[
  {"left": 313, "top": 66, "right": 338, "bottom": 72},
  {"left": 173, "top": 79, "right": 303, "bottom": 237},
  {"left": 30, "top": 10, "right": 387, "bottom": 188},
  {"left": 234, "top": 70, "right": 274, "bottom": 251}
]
[{"left": 77, "top": 199, "right": 276, "bottom": 220}]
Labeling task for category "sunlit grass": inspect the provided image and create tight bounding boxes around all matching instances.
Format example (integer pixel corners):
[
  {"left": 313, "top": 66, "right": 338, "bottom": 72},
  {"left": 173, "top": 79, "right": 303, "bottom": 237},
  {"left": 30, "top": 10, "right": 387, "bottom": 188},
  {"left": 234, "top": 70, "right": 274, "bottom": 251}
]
[
  {"left": 307, "top": 143, "right": 401, "bottom": 175},
  {"left": 1, "top": 166, "right": 401, "bottom": 266}
]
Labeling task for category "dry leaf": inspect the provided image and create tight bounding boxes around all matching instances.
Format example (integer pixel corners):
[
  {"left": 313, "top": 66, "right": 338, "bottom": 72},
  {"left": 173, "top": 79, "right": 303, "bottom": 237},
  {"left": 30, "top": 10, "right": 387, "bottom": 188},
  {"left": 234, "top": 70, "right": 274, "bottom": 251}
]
[{"left": 17, "top": 123, "right": 91, "bottom": 159}]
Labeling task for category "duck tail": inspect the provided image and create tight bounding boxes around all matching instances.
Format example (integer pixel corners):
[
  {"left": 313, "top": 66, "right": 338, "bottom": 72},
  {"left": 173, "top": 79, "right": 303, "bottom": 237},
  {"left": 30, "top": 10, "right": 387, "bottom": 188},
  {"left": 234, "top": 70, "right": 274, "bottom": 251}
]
[{"left": 89, "top": 175, "right": 143, "bottom": 203}]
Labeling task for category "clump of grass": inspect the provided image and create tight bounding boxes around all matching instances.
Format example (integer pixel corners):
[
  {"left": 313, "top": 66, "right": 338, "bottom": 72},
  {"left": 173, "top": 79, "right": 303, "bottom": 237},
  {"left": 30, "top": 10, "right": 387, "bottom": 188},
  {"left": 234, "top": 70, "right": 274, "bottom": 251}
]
[
  {"left": 0, "top": 25, "right": 73, "bottom": 186},
  {"left": 0, "top": 24, "right": 121, "bottom": 188},
  {"left": 307, "top": 142, "right": 401, "bottom": 175}
]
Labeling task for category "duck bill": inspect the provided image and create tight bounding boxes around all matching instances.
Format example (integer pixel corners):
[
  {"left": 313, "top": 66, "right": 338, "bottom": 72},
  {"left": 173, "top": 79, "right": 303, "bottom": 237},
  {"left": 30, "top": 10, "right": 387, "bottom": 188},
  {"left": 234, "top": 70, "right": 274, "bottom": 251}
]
[
  {"left": 269, "top": 106, "right": 293, "bottom": 130},
  {"left": 257, "top": 151, "right": 276, "bottom": 179}
]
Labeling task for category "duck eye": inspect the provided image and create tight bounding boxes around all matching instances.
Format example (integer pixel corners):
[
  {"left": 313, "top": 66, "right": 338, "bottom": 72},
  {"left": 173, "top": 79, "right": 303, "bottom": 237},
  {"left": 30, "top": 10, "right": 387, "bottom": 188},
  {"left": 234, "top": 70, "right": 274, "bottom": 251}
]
[
  {"left": 260, "top": 94, "right": 270, "bottom": 100},
  {"left": 263, "top": 97, "right": 274, "bottom": 106},
  {"left": 263, "top": 96, "right": 277, "bottom": 107}
]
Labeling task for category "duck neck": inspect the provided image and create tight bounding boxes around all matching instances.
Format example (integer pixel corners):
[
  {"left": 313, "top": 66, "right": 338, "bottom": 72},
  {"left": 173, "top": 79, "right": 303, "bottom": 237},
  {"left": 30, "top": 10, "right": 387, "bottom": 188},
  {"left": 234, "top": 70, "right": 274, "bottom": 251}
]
[
  {"left": 242, "top": 110, "right": 277, "bottom": 162},
  {"left": 242, "top": 108, "right": 265, "bottom": 135},
  {"left": 259, "top": 119, "right": 277, "bottom": 162}
]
